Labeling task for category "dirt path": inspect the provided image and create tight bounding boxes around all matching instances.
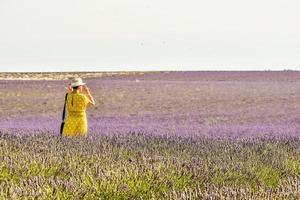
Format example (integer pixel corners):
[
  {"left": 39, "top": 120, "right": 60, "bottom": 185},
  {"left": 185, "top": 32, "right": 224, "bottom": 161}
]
[{"left": 0, "top": 72, "right": 148, "bottom": 80}]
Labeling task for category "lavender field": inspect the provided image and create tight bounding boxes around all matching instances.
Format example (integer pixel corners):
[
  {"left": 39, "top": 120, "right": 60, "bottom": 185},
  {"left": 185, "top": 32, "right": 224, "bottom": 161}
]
[{"left": 0, "top": 71, "right": 300, "bottom": 199}]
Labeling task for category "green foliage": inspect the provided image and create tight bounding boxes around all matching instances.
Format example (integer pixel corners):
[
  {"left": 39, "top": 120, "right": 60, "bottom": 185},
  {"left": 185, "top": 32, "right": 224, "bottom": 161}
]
[
  {"left": 256, "top": 166, "right": 281, "bottom": 188},
  {"left": 285, "top": 158, "right": 300, "bottom": 174},
  {"left": 0, "top": 133, "right": 299, "bottom": 199}
]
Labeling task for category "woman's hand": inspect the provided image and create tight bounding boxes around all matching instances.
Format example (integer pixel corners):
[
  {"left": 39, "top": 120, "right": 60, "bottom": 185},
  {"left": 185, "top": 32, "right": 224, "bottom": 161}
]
[
  {"left": 82, "top": 85, "right": 90, "bottom": 94},
  {"left": 66, "top": 84, "right": 73, "bottom": 93}
]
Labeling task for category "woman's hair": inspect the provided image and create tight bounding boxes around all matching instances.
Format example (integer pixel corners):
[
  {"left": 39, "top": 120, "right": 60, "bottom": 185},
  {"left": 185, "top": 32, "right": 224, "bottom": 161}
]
[{"left": 72, "top": 86, "right": 80, "bottom": 90}]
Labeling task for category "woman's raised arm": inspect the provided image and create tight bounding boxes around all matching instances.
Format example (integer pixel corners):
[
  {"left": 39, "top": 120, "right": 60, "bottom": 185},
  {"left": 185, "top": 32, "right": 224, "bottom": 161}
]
[{"left": 83, "top": 85, "right": 95, "bottom": 105}]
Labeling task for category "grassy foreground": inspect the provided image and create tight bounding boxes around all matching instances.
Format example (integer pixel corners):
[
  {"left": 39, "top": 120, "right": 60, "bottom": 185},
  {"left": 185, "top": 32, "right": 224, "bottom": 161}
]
[{"left": 0, "top": 132, "right": 299, "bottom": 199}]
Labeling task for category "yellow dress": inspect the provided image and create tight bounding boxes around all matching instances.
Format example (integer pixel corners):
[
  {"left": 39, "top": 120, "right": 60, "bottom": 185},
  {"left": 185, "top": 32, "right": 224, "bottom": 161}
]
[{"left": 62, "top": 92, "right": 90, "bottom": 137}]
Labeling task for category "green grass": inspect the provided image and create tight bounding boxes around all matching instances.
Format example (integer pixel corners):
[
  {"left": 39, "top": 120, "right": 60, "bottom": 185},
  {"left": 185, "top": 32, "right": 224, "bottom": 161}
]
[{"left": 0, "top": 133, "right": 299, "bottom": 199}]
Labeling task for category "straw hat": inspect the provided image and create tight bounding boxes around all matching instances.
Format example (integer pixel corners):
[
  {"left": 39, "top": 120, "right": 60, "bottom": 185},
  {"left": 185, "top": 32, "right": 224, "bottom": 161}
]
[{"left": 71, "top": 77, "right": 86, "bottom": 87}]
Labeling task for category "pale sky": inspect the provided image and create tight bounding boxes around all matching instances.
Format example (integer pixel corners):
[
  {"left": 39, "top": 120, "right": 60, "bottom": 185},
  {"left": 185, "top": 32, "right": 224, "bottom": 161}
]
[{"left": 0, "top": 0, "right": 299, "bottom": 72}]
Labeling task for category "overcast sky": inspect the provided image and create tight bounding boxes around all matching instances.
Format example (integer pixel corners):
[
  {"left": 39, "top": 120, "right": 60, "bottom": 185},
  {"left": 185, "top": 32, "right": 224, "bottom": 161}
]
[{"left": 0, "top": 0, "right": 299, "bottom": 72}]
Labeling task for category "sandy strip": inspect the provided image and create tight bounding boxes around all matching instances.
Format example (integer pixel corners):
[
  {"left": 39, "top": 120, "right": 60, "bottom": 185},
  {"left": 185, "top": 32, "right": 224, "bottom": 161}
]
[{"left": 0, "top": 72, "right": 148, "bottom": 80}]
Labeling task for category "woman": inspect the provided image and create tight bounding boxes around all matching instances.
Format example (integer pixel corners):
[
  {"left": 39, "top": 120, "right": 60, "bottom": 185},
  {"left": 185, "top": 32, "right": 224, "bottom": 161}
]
[{"left": 62, "top": 77, "right": 95, "bottom": 137}]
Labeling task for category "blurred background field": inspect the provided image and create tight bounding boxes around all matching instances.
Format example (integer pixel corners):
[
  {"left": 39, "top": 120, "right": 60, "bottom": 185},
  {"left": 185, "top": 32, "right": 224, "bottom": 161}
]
[
  {"left": 0, "top": 71, "right": 299, "bottom": 137},
  {"left": 0, "top": 71, "right": 300, "bottom": 199}
]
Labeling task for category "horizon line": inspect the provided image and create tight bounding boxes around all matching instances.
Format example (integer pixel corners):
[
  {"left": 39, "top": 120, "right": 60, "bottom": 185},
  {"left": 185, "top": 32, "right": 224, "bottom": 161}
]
[{"left": 0, "top": 69, "right": 299, "bottom": 73}]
